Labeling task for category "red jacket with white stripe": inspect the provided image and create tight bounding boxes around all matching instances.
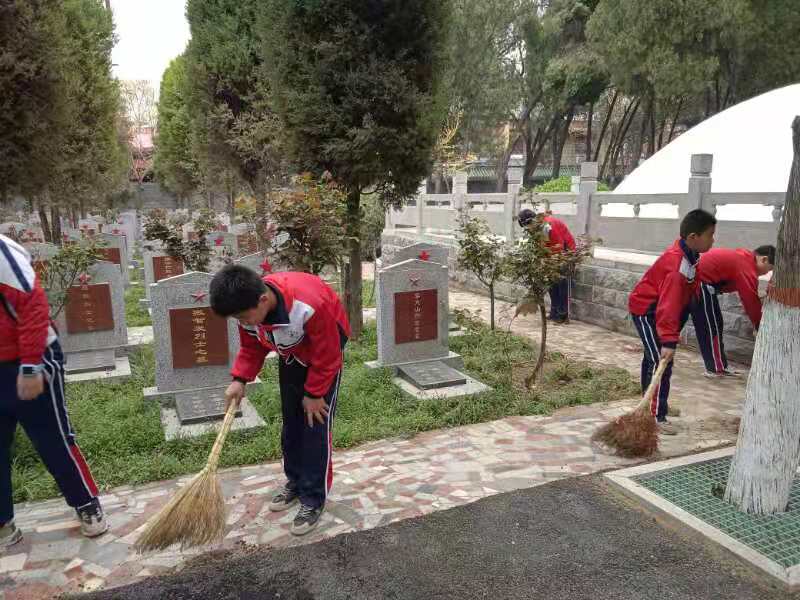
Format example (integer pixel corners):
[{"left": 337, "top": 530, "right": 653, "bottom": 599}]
[
  {"left": 628, "top": 239, "right": 700, "bottom": 348},
  {"left": 697, "top": 248, "right": 763, "bottom": 329},
  {"left": 231, "top": 272, "right": 351, "bottom": 398},
  {"left": 543, "top": 215, "right": 576, "bottom": 252},
  {"left": 0, "top": 234, "right": 56, "bottom": 366}
]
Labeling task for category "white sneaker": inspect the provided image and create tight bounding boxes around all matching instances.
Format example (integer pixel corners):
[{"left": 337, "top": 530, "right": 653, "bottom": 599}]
[
  {"left": 657, "top": 420, "right": 678, "bottom": 436},
  {"left": 76, "top": 500, "right": 109, "bottom": 538},
  {"left": 703, "top": 371, "right": 723, "bottom": 379}
]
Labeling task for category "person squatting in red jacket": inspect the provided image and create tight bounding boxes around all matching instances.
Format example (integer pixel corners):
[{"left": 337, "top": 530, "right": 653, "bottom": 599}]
[
  {"left": 517, "top": 209, "right": 577, "bottom": 324},
  {"left": 628, "top": 209, "right": 717, "bottom": 436},
  {"left": 0, "top": 235, "right": 107, "bottom": 549},
  {"left": 210, "top": 266, "right": 350, "bottom": 536},
  {"left": 691, "top": 245, "right": 775, "bottom": 378}
]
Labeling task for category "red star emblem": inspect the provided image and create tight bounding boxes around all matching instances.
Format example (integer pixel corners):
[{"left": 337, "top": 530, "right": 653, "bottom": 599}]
[
  {"left": 260, "top": 259, "right": 272, "bottom": 274},
  {"left": 215, "top": 237, "right": 223, "bottom": 246},
  {"left": 419, "top": 250, "right": 430, "bottom": 261},
  {"left": 77, "top": 273, "right": 92, "bottom": 285},
  {"left": 191, "top": 291, "right": 207, "bottom": 302}
]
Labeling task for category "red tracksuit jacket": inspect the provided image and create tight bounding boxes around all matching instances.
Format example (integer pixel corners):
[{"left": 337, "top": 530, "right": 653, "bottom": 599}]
[
  {"left": 628, "top": 239, "right": 700, "bottom": 348},
  {"left": 697, "top": 248, "right": 763, "bottom": 329},
  {"left": 0, "top": 235, "right": 56, "bottom": 366},
  {"left": 231, "top": 272, "right": 351, "bottom": 398},
  {"left": 543, "top": 215, "right": 576, "bottom": 252}
]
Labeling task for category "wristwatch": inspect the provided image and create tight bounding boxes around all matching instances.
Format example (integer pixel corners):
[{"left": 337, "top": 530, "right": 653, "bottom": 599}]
[{"left": 20, "top": 364, "right": 44, "bottom": 377}]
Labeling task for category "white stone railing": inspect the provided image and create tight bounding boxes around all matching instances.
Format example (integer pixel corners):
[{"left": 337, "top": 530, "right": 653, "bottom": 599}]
[{"left": 385, "top": 155, "right": 785, "bottom": 253}]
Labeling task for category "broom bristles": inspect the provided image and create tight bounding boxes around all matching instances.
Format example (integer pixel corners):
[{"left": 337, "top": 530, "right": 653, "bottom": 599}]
[
  {"left": 133, "top": 465, "right": 227, "bottom": 553},
  {"left": 591, "top": 405, "right": 659, "bottom": 458},
  {"left": 134, "top": 403, "right": 238, "bottom": 553},
  {"left": 591, "top": 359, "right": 670, "bottom": 457}
]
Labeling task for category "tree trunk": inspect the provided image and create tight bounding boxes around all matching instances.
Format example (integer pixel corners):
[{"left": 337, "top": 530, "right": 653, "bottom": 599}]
[
  {"left": 344, "top": 188, "right": 363, "bottom": 339},
  {"left": 724, "top": 117, "right": 800, "bottom": 515},
  {"left": 524, "top": 303, "right": 547, "bottom": 389},
  {"left": 524, "top": 116, "right": 559, "bottom": 186},
  {"left": 495, "top": 135, "right": 518, "bottom": 192},
  {"left": 593, "top": 90, "right": 619, "bottom": 162},
  {"left": 79, "top": 198, "right": 86, "bottom": 220},
  {"left": 667, "top": 98, "right": 684, "bottom": 143},
  {"left": 38, "top": 205, "right": 52, "bottom": 244},
  {"left": 50, "top": 205, "right": 62, "bottom": 246},
  {"left": 647, "top": 97, "right": 657, "bottom": 156},
  {"left": 489, "top": 283, "right": 495, "bottom": 331},
  {"left": 552, "top": 107, "right": 574, "bottom": 180},
  {"left": 585, "top": 102, "right": 594, "bottom": 160}
]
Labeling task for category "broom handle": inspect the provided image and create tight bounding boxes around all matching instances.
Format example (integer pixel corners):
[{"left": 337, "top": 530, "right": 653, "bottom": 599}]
[
  {"left": 636, "top": 359, "right": 671, "bottom": 411},
  {"left": 206, "top": 401, "right": 239, "bottom": 472}
]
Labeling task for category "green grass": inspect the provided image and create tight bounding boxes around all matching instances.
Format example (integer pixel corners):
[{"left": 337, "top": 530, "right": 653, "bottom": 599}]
[
  {"left": 124, "top": 281, "right": 152, "bottom": 327},
  {"left": 10, "top": 322, "right": 638, "bottom": 503}
]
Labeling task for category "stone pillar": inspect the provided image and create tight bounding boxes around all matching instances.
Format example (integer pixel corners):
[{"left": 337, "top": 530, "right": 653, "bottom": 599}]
[
  {"left": 416, "top": 191, "right": 426, "bottom": 236},
  {"left": 575, "top": 162, "right": 599, "bottom": 236},
  {"left": 453, "top": 171, "right": 468, "bottom": 212},
  {"left": 505, "top": 165, "right": 524, "bottom": 244},
  {"left": 682, "top": 153, "right": 713, "bottom": 219}
]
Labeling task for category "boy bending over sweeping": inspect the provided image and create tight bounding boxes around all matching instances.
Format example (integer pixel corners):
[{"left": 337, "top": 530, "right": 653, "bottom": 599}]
[{"left": 210, "top": 265, "right": 350, "bottom": 536}]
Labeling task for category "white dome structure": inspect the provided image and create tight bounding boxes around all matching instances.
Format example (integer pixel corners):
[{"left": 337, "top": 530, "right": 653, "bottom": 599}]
[{"left": 615, "top": 84, "right": 800, "bottom": 195}]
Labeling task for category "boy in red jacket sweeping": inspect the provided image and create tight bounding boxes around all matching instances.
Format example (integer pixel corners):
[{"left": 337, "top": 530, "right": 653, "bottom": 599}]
[
  {"left": 210, "top": 265, "right": 350, "bottom": 536},
  {"left": 628, "top": 209, "right": 717, "bottom": 435},
  {"left": 517, "top": 208, "right": 577, "bottom": 324},
  {"left": 0, "top": 234, "right": 108, "bottom": 548},
  {"left": 691, "top": 245, "right": 775, "bottom": 378}
]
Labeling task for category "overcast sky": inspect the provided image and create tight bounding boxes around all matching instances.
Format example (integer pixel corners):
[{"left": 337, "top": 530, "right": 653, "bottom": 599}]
[{"left": 110, "top": 0, "right": 190, "bottom": 90}]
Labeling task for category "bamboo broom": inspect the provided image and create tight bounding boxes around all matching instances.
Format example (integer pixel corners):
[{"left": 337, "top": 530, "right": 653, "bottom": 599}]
[
  {"left": 134, "top": 402, "right": 238, "bottom": 553},
  {"left": 591, "top": 359, "right": 670, "bottom": 457}
]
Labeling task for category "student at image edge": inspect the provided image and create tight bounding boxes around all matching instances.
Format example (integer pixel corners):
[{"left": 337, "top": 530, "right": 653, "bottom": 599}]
[
  {"left": 517, "top": 208, "right": 576, "bottom": 324},
  {"left": 210, "top": 265, "right": 350, "bottom": 537},
  {"left": 691, "top": 245, "right": 775, "bottom": 378},
  {"left": 0, "top": 234, "right": 108, "bottom": 549},
  {"left": 628, "top": 209, "right": 717, "bottom": 436}
]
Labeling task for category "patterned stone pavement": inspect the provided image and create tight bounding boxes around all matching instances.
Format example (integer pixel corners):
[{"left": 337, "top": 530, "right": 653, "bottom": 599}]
[{"left": 1, "top": 287, "right": 747, "bottom": 599}]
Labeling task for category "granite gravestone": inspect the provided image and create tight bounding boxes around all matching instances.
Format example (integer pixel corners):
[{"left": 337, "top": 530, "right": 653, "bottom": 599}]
[
  {"left": 54, "top": 261, "right": 130, "bottom": 381},
  {"left": 110, "top": 212, "right": 137, "bottom": 256},
  {"left": 142, "top": 248, "right": 185, "bottom": 303},
  {"left": 376, "top": 242, "right": 462, "bottom": 336},
  {"left": 97, "top": 232, "right": 129, "bottom": 287},
  {"left": 144, "top": 271, "right": 265, "bottom": 439},
  {"left": 367, "top": 258, "right": 488, "bottom": 398},
  {"left": 26, "top": 243, "right": 59, "bottom": 280},
  {"left": 380, "top": 242, "right": 450, "bottom": 269},
  {"left": 0, "top": 222, "right": 43, "bottom": 243},
  {"left": 235, "top": 251, "right": 270, "bottom": 274}
]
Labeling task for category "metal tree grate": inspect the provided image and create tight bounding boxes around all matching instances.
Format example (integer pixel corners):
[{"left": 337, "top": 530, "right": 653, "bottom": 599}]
[{"left": 635, "top": 456, "right": 800, "bottom": 568}]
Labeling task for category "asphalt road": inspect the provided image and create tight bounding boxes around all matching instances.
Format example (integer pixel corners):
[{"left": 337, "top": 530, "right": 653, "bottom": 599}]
[{"left": 78, "top": 476, "right": 797, "bottom": 600}]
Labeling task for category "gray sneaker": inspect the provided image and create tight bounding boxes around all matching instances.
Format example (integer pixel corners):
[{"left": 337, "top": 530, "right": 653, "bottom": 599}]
[
  {"left": 0, "top": 521, "right": 22, "bottom": 548},
  {"left": 269, "top": 485, "right": 299, "bottom": 512},
  {"left": 76, "top": 499, "right": 109, "bottom": 538},
  {"left": 658, "top": 420, "right": 678, "bottom": 436},
  {"left": 290, "top": 504, "right": 324, "bottom": 536}
]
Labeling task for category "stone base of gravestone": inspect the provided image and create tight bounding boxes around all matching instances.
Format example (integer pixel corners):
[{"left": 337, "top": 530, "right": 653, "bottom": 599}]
[
  {"left": 64, "top": 356, "right": 132, "bottom": 384},
  {"left": 392, "top": 372, "right": 491, "bottom": 401},
  {"left": 365, "top": 351, "right": 464, "bottom": 373},
  {"left": 397, "top": 361, "right": 467, "bottom": 390},
  {"left": 160, "top": 397, "right": 264, "bottom": 441}
]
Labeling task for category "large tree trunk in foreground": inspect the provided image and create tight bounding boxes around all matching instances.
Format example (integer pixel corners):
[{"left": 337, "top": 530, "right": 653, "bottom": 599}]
[{"left": 724, "top": 116, "right": 800, "bottom": 515}]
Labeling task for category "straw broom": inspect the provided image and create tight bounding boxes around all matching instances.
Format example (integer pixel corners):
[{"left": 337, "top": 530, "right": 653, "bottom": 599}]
[
  {"left": 134, "top": 402, "right": 238, "bottom": 553},
  {"left": 591, "top": 359, "right": 670, "bottom": 458}
]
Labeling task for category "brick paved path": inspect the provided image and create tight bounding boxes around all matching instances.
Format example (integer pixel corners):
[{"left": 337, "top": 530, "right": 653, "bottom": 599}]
[{"left": 1, "top": 288, "right": 745, "bottom": 599}]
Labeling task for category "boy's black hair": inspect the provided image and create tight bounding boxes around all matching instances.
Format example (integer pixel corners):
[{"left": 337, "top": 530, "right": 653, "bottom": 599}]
[
  {"left": 754, "top": 244, "right": 776, "bottom": 265},
  {"left": 517, "top": 208, "right": 535, "bottom": 227},
  {"left": 679, "top": 209, "right": 717, "bottom": 239},
  {"left": 209, "top": 264, "right": 266, "bottom": 317}
]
